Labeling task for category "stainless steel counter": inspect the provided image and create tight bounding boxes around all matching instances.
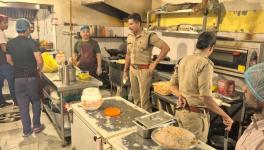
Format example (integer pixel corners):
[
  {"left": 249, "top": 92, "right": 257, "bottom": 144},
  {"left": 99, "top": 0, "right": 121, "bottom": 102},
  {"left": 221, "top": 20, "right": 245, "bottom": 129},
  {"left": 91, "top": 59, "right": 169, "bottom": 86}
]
[
  {"left": 153, "top": 70, "right": 173, "bottom": 81},
  {"left": 71, "top": 97, "right": 148, "bottom": 138},
  {"left": 41, "top": 72, "right": 102, "bottom": 146},
  {"left": 70, "top": 97, "right": 149, "bottom": 150},
  {"left": 151, "top": 91, "right": 177, "bottom": 115},
  {"left": 108, "top": 130, "right": 216, "bottom": 150},
  {"left": 42, "top": 72, "right": 103, "bottom": 92}
]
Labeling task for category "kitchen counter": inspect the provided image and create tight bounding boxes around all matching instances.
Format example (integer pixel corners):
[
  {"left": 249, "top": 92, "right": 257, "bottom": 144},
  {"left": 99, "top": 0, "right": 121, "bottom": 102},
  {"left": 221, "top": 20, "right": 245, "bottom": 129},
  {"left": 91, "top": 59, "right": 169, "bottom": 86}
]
[
  {"left": 42, "top": 72, "right": 103, "bottom": 92},
  {"left": 151, "top": 91, "right": 177, "bottom": 115},
  {"left": 72, "top": 97, "right": 148, "bottom": 136},
  {"left": 108, "top": 130, "right": 216, "bottom": 150},
  {"left": 71, "top": 96, "right": 149, "bottom": 150},
  {"left": 41, "top": 72, "right": 102, "bottom": 146},
  {"left": 153, "top": 70, "right": 173, "bottom": 81}
]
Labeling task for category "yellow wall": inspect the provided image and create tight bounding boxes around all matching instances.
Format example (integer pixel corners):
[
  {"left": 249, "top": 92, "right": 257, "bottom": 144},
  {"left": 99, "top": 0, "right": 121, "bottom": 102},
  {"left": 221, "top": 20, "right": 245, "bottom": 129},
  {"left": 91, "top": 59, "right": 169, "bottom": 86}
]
[
  {"left": 158, "top": 13, "right": 217, "bottom": 28},
  {"left": 220, "top": 10, "right": 264, "bottom": 33},
  {"left": 156, "top": 10, "right": 264, "bottom": 33}
]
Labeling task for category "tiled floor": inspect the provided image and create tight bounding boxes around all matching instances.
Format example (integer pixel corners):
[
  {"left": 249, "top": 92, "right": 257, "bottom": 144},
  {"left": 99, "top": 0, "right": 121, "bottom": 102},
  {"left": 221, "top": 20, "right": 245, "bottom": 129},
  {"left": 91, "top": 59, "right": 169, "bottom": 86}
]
[
  {"left": 0, "top": 81, "right": 111, "bottom": 150},
  {"left": 0, "top": 104, "right": 71, "bottom": 150}
]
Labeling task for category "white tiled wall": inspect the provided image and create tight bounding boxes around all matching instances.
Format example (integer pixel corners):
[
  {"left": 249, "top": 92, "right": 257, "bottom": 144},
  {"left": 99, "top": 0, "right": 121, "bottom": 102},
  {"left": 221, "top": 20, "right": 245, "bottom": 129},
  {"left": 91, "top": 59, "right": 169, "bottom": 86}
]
[{"left": 152, "top": 31, "right": 197, "bottom": 61}]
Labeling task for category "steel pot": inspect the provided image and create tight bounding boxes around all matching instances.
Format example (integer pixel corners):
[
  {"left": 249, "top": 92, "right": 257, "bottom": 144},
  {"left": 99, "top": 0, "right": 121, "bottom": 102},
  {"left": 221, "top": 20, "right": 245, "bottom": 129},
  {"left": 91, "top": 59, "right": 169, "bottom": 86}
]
[{"left": 69, "top": 67, "right": 76, "bottom": 82}]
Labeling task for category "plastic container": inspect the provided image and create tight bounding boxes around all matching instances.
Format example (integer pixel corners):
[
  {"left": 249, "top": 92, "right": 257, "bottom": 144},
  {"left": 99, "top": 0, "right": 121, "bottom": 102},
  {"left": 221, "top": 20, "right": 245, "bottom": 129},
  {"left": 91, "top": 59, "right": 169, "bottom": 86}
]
[
  {"left": 81, "top": 88, "right": 103, "bottom": 110},
  {"left": 69, "top": 67, "right": 76, "bottom": 82}
]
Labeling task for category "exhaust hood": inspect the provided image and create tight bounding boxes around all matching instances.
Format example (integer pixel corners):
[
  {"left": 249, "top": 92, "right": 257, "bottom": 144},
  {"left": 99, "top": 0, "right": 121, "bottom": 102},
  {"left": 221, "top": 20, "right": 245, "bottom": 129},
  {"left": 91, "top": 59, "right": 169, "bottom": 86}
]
[
  {"left": 0, "top": 1, "right": 39, "bottom": 20},
  {"left": 81, "top": 0, "right": 152, "bottom": 20},
  {"left": 0, "top": 1, "right": 53, "bottom": 21}
]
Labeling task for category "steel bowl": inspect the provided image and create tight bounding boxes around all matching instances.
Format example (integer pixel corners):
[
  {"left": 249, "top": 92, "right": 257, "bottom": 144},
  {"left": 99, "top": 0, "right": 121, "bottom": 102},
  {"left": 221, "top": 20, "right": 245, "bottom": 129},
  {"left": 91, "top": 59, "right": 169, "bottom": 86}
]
[{"left": 151, "top": 127, "right": 198, "bottom": 150}]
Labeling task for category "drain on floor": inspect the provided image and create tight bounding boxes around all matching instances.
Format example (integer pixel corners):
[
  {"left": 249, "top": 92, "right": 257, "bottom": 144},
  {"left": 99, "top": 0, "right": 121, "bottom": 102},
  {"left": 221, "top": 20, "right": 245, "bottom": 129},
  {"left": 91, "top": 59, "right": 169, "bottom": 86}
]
[{"left": 0, "top": 112, "right": 20, "bottom": 123}]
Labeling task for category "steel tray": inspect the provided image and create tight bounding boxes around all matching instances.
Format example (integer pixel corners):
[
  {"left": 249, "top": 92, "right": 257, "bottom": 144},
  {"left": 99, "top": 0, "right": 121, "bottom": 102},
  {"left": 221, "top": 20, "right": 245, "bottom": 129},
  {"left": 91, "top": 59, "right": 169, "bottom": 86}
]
[{"left": 134, "top": 111, "right": 175, "bottom": 129}]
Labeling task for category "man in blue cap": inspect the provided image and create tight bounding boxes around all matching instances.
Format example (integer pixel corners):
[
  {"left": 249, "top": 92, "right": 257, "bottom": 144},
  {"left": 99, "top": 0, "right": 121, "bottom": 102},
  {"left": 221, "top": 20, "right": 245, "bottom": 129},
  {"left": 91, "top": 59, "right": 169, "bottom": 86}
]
[
  {"left": 0, "top": 14, "right": 17, "bottom": 107},
  {"left": 235, "top": 63, "right": 264, "bottom": 149},
  {"left": 74, "top": 25, "right": 102, "bottom": 77},
  {"left": 6, "top": 18, "right": 44, "bottom": 137}
]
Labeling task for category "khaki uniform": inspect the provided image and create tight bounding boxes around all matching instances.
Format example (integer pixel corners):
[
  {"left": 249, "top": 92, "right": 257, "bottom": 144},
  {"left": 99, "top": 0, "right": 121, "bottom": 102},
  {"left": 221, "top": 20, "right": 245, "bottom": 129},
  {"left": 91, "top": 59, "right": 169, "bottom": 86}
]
[
  {"left": 127, "top": 30, "right": 164, "bottom": 111},
  {"left": 170, "top": 50, "right": 214, "bottom": 142}
]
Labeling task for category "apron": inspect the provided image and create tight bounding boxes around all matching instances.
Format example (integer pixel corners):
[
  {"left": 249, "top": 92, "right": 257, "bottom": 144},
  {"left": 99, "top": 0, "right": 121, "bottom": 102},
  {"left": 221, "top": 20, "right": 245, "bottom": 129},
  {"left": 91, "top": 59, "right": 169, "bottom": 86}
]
[{"left": 77, "top": 42, "right": 97, "bottom": 77}]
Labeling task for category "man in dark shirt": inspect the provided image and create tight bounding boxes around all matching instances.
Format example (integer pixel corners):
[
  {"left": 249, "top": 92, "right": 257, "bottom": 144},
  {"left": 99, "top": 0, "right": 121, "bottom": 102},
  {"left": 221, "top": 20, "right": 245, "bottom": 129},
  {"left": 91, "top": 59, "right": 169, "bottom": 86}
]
[
  {"left": 6, "top": 18, "right": 44, "bottom": 137},
  {"left": 74, "top": 25, "right": 102, "bottom": 78},
  {"left": 0, "top": 14, "right": 16, "bottom": 107}
]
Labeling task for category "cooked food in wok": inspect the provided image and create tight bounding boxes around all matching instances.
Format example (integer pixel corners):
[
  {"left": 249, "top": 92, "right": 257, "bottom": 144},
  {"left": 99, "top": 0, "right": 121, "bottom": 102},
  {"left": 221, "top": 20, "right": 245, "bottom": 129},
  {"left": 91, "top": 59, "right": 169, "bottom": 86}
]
[{"left": 152, "top": 126, "right": 198, "bottom": 149}]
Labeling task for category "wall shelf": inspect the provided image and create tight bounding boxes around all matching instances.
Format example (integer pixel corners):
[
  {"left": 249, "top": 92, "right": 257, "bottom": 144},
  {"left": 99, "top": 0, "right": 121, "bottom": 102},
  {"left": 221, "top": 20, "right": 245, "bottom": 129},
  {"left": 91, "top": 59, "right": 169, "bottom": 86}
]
[
  {"left": 147, "top": 2, "right": 221, "bottom": 33},
  {"left": 74, "top": 36, "right": 127, "bottom": 40},
  {"left": 154, "top": 9, "right": 194, "bottom": 14},
  {"left": 161, "top": 31, "right": 199, "bottom": 39},
  {"left": 91, "top": 36, "right": 127, "bottom": 38}
]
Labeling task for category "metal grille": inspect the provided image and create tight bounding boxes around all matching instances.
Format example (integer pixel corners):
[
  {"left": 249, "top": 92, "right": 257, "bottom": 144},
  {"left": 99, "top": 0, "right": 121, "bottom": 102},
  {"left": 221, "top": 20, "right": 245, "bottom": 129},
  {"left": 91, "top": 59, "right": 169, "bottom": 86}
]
[{"left": 0, "top": 8, "right": 37, "bottom": 21}]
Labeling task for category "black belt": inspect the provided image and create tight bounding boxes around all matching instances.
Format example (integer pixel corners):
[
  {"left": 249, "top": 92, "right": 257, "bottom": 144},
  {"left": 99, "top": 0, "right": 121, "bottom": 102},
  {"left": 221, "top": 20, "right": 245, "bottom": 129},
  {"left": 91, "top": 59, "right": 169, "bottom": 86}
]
[
  {"left": 15, "top": 68, "right": 37, "bottom": 78},
  {"left": 15, "top": 74, "right": 36, "bottom": 78}
]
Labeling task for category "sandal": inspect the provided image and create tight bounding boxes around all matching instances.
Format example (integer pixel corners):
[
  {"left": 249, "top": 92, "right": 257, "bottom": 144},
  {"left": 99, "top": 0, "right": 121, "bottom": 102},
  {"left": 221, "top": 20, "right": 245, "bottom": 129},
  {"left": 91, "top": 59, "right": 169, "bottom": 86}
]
[
  {"left": 33, "top": 124, "right": 45, "bottom": 134},
  {"left": 23, "top": 130, "right": 33, "bottom": 137}
]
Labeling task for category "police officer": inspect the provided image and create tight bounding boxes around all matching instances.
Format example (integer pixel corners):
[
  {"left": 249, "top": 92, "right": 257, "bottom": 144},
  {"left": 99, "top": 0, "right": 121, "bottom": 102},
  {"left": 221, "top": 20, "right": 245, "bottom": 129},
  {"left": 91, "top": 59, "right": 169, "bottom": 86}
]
[
  {"left": 123, "top": 13, "right": 170, "bottom": 112},
  {"left": 170, "top": 32, "right": 233, "bottom": 142}
]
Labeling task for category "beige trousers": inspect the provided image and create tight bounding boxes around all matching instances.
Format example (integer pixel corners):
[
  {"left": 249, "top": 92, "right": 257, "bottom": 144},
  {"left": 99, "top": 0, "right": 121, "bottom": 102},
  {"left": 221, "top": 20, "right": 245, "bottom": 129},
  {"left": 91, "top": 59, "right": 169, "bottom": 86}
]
[
  {"left": 129, "top": 67, "right": 152, "bottom": 112},
  {"left": 175, "top": 109, "right": 210, "bottom": 143}
]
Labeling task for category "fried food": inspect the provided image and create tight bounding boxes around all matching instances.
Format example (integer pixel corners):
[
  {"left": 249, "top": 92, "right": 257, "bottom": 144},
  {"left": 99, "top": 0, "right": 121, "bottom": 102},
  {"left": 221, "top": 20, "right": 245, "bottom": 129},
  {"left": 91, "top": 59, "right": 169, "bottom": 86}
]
[{"left": 154, "top": 126, "right": 197, "bottom": 149}]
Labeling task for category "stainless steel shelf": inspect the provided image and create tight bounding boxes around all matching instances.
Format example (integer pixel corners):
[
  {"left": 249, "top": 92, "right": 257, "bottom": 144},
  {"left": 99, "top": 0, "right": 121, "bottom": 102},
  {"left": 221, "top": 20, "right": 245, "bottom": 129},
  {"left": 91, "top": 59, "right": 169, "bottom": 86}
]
[
  {"left": 42, "top": 73, "right": 102, "bottom": 92},
  {"left": 41, "top": 72, "right": 102, "bottom": 146},
  {"left": 91, "top": 36, "right": 127, "bottom": 38},
  {"left": 43, "top": 104, "right": 71, "bottom": 138},
  {"left": 155, "top": 9, "right": 194, "bottom": 14},
  {"left": 162, "top": 31, "right": 199, "bottom": 39},
  {"left": 43, "top": 90, "right": 61, "bottom": 112}
]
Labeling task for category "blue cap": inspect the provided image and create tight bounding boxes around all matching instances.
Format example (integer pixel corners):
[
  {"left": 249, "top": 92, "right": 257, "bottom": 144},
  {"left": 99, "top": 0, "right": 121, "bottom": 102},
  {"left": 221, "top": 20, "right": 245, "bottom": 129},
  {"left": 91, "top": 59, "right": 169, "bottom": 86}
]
[
  {"left": 80, "top": 25, "right": 90, "bottom": 31},
  {"left": 16, "top": 18, "right": 30, "bottom": 32},
  {"left": 244, "top": 63, "right": 264, "bottom": 102}
]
